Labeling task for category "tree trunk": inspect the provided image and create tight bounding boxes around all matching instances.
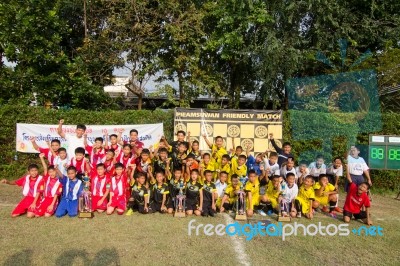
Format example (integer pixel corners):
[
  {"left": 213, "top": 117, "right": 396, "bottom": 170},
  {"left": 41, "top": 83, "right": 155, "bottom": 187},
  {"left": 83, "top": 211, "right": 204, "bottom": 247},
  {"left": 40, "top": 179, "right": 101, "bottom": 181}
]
[
  {"left": 125, "top": 78, "right": 144, "bottom": 110},
  {"left": 177, "top": 69, "right": 184, "bottom": 106}
]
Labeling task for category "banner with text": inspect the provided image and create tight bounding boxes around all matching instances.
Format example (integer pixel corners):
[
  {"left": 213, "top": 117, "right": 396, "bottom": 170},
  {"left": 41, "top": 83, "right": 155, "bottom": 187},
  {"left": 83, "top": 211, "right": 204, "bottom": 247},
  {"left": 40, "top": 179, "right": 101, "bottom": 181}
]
[
  {"left": 174, "top": 108, "right": 282, "bottom": 154},
  {"left": 16, "top": 123, "right": 164, "bottom": 153}
]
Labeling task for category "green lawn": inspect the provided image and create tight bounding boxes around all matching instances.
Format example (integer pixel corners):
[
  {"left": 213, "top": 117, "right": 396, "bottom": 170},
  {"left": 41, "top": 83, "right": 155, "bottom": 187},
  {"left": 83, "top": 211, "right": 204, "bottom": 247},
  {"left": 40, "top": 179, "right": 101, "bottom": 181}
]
[{"left": 0, "top": 184, "right": 399, "bottom": 265}]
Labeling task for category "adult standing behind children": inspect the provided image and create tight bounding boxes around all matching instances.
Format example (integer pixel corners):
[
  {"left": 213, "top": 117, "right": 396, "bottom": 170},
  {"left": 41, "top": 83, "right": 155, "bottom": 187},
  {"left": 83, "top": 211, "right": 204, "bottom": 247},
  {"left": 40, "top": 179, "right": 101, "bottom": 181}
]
[
  {"left": 346, "top": 146, "right": 372, "bottom": 192},
  {"left": 57, "top": 119, "right": 86, "bottom": 159},
  {"left": 269, "top": 133, "right": 294, "bottom": 167}
]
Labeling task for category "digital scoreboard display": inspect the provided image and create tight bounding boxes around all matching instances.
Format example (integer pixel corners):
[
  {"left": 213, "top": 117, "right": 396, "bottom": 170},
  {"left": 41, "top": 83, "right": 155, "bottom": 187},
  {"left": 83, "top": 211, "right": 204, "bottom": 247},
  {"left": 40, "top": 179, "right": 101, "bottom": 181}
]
[{"left": 369, "top": 135, "right": 400, "bottom": 170}]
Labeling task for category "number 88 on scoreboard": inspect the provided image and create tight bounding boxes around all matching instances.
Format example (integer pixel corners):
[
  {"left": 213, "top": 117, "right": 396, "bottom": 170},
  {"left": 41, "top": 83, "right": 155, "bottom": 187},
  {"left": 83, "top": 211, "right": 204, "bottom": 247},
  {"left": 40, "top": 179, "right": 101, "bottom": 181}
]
[{"left": 369, "top": 135, "right": 400, "bottom": 170}]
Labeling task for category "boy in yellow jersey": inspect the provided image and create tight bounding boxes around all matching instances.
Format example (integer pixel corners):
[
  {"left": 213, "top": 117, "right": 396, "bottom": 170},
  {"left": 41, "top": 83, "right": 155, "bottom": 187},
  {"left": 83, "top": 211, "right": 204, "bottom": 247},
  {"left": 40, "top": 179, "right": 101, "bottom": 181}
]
[
  {"left": 230, "top": 155, "right": 247, "bottom": 183},
  {"left": 199, "top": 153, "right": 215, "bottom": 184},
  {"left": 216, "top": 154, "right": 231, "bottom": 178},
  {"left": 244, "top": 170, "right": 260, "bottom": 217},
  {"left": 312, "top": 174, "right": 338, "bottom": 216},
  {"left": 259, "top": 175, "right": 282, "bottom": 215},
  {"left": 219, "top": 174, "right": 240, "bottom": 212},
  {"left": 294, "top": 175, "right": 315, "bottom": 219},
  {"left": 203, "top": 134, "right": 227, "bottom": 164},
  {"left": 167, "top": 168, "right": 184, "bottom": 214}
]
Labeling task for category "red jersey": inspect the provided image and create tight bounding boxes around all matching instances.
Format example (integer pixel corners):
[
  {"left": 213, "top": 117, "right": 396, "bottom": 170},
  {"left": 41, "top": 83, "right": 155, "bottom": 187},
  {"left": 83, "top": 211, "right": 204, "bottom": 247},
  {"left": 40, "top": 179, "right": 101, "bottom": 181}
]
[
  {"left": 39, "top": 147, "right": 58, "bottom": 166},
  {"left": 43, "top": 175, "right": 62, "bottom": 198},
  {"left": 344, "top": 183, "right": 371, "bottom": 214},
  {"left": 15, "top": 175, "right": 45, "bottom": 197},
  {"left": 103, "top": 159, "right": 115, "bottom": 175},
  {"left": 90, "top": 174, "right": 111, "bottom": 197},
  {"left": 116, "top": 153, "right": 135, "bottom": 168},
  {"left": 85, "top": 145, "right": 106, "bottom": 168},
  {"left": 110, "top": 174, "right": 127, "bottom": 197},
  {"left": 124, "top": 139, "right": 144, "bottom": 150},
  {"left": 69, "top": 157, "right": 88, "bottom": 174},
  {"left": 107, "top": 144, "right": 122, "bottom": 157}
]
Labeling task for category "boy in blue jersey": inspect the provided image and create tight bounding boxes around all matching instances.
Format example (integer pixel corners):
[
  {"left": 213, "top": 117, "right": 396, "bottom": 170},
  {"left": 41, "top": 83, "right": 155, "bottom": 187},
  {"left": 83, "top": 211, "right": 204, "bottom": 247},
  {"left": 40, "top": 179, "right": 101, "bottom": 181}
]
[{"left": 55, "top": 166, "right": 84, "bottom": 218}]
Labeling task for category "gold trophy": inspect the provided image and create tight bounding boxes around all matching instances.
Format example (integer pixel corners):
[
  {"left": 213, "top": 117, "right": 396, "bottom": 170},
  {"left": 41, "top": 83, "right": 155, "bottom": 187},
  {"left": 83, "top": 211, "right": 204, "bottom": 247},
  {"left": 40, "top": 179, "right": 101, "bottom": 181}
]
[
  {"left": 78, "top": 174, "right": 93, "bottom": 218},
  {"left": 174, "top": 179, "right": 186, "bottom": 218}
]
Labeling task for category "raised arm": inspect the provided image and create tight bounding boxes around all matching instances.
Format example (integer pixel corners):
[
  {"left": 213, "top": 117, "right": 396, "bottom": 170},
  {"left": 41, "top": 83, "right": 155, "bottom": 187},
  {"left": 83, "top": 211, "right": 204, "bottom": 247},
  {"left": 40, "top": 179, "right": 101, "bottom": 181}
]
[
  {"left": 39, "top": 153, "right": 48, "bottom": 176},
  {"left": 57, "top": 119, "right": 66, "bottom": 139},
  {"left": 269, "top": 133, "right": 282, "bottom": 154},
  {"left": 202, "top": 134, "right": 212, "bottom": 149},
  {"left": 30, "top": 137, "right": 40, "bottom": 152}
]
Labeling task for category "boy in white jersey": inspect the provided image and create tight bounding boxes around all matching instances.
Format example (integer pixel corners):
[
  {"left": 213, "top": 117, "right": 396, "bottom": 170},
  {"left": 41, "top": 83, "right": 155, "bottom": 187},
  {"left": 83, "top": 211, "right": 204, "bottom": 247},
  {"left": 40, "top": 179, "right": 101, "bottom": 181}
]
[
  {"left": 262, "top": 152, "right": 280, "bottom": 180},
  {"left": 283, "top": 173, "right": 299, "bottom": 218},
  {"left": 308, "top": 155, "right": 326, "bottom": 182},
  {"left": 280, "top": 157, "right": 297, "bottom": 180},
  {"left": 57, "top": 119, "right": 86, "bottom": 159}
]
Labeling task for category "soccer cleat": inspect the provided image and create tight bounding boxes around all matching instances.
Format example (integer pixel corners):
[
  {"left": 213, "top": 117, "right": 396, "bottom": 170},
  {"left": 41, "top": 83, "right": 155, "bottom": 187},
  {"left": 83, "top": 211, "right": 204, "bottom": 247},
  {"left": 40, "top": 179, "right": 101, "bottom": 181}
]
[
  {"left": 334, "top": 207, "right": 343, "bottom": 213},
  {"left": 125, "top": 209, "right": 134, "bottom": 216},
  {"left": 257, "top": 209, "right": 267, "bottom": 216},
  {"left": 321, "top": 206, "right": 329, "bottom": 213},
  {"left": 267, "top": 210, "right": 273, "bottom": 216}
]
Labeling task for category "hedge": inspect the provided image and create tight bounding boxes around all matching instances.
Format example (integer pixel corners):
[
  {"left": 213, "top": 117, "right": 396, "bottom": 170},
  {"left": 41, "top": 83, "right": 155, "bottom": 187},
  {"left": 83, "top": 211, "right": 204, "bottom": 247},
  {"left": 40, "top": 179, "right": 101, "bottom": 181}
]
[{"left": 0, "top": 104, "right": 399, "bottom": 191}]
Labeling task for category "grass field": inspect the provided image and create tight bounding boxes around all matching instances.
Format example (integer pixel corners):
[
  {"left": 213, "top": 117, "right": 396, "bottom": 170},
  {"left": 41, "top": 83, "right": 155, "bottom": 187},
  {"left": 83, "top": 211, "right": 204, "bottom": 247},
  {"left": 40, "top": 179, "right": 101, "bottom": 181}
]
[{"left": 0, "top": 184, "right": 399, "bottom": 266}]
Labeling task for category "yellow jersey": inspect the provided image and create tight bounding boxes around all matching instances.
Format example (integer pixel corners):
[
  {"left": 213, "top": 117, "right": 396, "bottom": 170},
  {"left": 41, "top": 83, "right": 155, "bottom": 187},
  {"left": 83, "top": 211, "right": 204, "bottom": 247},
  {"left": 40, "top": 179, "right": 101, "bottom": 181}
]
[
  {"left": 211, "top": 144, "right": 228, "bottom": 164},
  {"left": 313, "top": 182, "right": 336, "bottom": 202}
]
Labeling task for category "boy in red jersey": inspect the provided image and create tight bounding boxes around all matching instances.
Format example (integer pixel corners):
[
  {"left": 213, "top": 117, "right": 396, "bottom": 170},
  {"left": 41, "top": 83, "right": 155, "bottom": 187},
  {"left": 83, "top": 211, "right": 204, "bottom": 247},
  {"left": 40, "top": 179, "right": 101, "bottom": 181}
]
[
  {"left": 107, "top": 163, "right": 127, "bottom": 215},
  {"left": 1, "top": 164, "right": 44, "bottom": 218},
  {"left": 90, "top": 164, "right": 111, "bottom": 213},
  {"left": 69, "top": 147, "right": 90, "bottom": 180},
  {"left": 35, "top": 154, "right": 62, "bottom": 217},
  {"left": 30, "top": 137, "right": 60, "bottom": 165},
  {"left": 103, "top": 149, "right": 116, "bottom": 175},
  {"left": 84, "top": 136, "right": 106, "bottom": 170},
  {"left": 343, "top": 181, "right": 372, "bottom": 225}
]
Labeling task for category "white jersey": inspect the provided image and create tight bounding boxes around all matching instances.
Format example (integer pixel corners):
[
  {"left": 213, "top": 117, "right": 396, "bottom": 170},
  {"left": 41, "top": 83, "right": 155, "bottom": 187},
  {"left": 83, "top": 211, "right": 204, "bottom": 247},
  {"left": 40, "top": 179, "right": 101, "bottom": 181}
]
[
  {"left": 54, "top": 156, "right": 68, "bottom": 176},
  {"left": 215, "top": 180, "right": 227, "bottom": 198},
  {"left": 326, "top": 164, "right": 343, "bottom": 177},
  {"left": 64, "top": 134, "right": 85, "bottom": 158},
  {"left": 295, "top": 166, "right": 310, "bottom": 182},
  {"left": 308, "top": 162, "right": 326, "bottom": 177},
  {"left": 280, "top": 166, "right": 297, "bottom": 179},
  {"left": 347, "top": 156, "right": 369, "bottom": 175},
  {"left": 263, "top": 159, "right": 280, "bottom": 176},
  {"left": 283, "top": 183, "right": 298, "bottom": 202}
]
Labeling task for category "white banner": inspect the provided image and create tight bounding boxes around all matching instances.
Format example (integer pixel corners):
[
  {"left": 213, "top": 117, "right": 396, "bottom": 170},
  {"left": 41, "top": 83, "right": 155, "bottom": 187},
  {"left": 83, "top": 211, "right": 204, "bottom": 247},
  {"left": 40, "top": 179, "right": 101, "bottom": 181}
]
[{"left": 16, "top": 123, "right": 164, "bottom": 153}]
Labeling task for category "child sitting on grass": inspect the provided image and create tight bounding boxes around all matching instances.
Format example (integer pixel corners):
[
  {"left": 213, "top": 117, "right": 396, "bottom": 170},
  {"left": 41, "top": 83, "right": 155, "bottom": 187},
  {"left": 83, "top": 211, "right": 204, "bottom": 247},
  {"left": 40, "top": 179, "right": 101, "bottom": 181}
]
[{"left": 1, "top": 164, "right": 44, "bottom": 218}]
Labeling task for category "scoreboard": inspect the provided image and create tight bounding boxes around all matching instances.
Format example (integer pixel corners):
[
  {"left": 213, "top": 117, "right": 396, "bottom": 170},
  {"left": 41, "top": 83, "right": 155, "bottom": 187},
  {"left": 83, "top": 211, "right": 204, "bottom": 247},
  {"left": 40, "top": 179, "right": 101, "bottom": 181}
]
[{"left": 369, "top": 135, "right": 400, "bottom": 170}]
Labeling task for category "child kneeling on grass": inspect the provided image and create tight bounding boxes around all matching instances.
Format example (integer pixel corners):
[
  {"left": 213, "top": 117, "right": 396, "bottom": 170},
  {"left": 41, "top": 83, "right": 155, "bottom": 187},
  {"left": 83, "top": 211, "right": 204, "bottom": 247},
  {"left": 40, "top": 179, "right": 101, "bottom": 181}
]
[
  {"left": 294, "top": 175, "right": 315, "bottom": 219},
  {"left": 343, "top": 181, "right": 372, "bottom": 225},
  {"left": 126, "top": 172, "right": 149, "bottom": 215},
  {"left": 1, "top": 164, "right": 44, "bottom": 218},
  {"left": 55, "top": 166, "right": 83, "bottom": 218},
  {"left": 107, "top": 163, "right": 127, "bottom": 215}
]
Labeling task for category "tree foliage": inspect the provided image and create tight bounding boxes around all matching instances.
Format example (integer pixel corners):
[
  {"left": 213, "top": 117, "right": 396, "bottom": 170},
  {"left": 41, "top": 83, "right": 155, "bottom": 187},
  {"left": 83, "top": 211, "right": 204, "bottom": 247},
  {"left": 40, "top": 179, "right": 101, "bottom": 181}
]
[{"left": 0, "top": 0, "right": 399, "bottom": 109}]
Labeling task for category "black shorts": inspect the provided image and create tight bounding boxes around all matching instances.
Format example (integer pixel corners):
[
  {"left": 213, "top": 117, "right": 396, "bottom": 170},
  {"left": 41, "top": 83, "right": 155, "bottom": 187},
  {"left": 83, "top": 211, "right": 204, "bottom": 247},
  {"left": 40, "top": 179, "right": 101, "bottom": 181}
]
[
  {"left": 222, "top": 202, "right": 234, "bottom": 211},
  {"left": 343, "top": 210, "right": 367, "bottom": 220},
  {"left": 150, "top": 201, "right": 165, "bottom": 213},
  {"left": 186, "top": 199, "right": 198, "bottom": 211}
]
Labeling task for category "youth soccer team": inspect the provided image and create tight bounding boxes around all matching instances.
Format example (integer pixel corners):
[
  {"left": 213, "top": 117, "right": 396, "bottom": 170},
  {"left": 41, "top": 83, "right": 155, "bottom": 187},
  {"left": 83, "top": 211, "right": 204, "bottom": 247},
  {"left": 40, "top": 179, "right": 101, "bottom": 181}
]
[{"left": 1, "top": 120, "right": 373, "bottom": 225}]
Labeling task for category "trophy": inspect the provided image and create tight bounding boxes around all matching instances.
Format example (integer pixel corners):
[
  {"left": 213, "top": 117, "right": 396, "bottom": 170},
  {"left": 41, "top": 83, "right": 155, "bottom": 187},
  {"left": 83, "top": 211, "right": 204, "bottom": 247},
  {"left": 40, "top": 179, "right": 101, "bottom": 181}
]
[
  {"left": 78, "top": 174, "right": 93, "bottom": 218},
  {"left": 278, "top": 183, "right": 291, "bottom": 222},
  {"left": 174, "top": 179, "right": 186, "bottom": 218},
  {"left": 235, "top": 183, "right": 247, "bottom": 221}
]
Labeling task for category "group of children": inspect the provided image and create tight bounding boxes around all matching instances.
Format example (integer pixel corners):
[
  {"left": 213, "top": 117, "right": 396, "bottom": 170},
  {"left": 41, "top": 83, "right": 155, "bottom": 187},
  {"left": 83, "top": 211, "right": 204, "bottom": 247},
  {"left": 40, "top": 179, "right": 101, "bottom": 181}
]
[{"left": 2, "top": 121, "right": 373, "bottom": 225}]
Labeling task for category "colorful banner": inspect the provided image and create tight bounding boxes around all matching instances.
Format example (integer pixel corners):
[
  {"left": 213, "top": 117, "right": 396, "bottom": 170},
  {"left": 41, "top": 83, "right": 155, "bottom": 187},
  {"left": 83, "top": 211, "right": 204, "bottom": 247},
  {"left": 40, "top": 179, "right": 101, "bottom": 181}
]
[
  {"left": 16, "top": 123, "right": 164, "bottom": 153},
  {"left": 174, "top": 108, "right": 283, "bottom": 155}
]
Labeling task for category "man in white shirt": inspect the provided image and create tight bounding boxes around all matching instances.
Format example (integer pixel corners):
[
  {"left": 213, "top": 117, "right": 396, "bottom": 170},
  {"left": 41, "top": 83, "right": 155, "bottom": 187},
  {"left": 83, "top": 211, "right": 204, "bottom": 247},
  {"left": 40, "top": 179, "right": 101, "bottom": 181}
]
[
  {"left": 57, "top": 119, "right": 86, "bottom": 159},
  {"left": 346, "top": 146, "right": 372, "bottom": 191}
]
